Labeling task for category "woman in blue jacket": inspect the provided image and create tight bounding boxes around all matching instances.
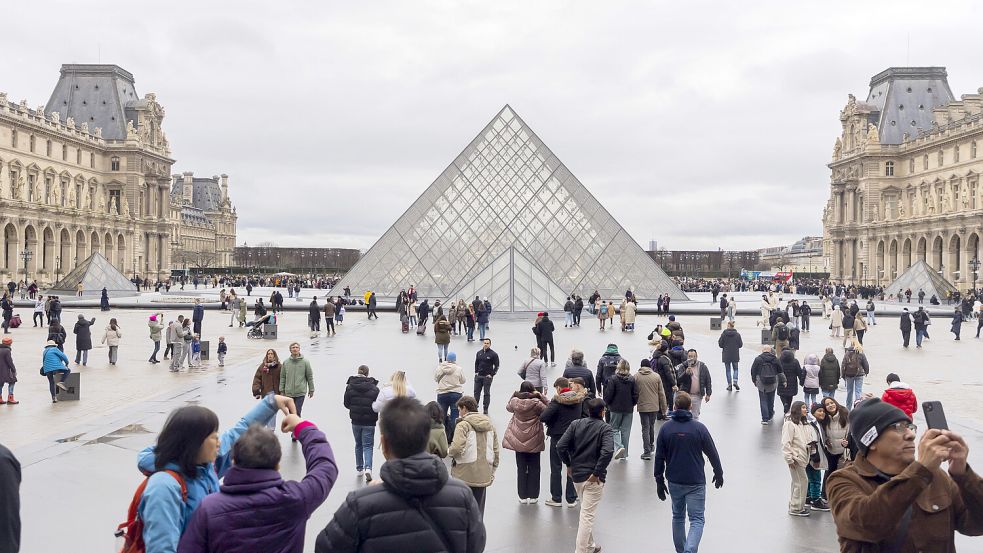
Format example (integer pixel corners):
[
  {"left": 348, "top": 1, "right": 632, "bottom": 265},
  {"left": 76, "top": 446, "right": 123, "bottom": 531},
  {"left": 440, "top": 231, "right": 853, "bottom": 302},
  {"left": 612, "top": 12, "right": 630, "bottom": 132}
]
[
  {"left": 41, "top": 340, "right": 71, "bottom": 403},
  {"left": 136, "top": 393, "right": 296, "bottom": 553}
]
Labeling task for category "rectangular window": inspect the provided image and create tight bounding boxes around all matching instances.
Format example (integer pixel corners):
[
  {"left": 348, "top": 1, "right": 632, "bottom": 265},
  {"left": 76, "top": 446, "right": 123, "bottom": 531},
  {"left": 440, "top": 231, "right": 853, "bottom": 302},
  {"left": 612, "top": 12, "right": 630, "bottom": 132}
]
[
  {"left": 62, "top": 144, "right": 67, "bottom": 161},
  {"left": 909, "top": 158, "right": 915, "bottom": 173},
  {"left": 110, "top": 157, "right": 120, "bottom": 171},
  {"left": 923, "top": 155, "right": 929, "bottom": 170},
  {"left": 46, "top": 140, "right": 52, "bottom": 156},
  {"left": 109, "top": 190, "right": 121, "bottom": 213},
  {"left": 77, "top": 148, "right": 82, "bottom": 165},
  {"left": 90, "top": 153, "right": 95, "bottom": 168},
  {"left": 885, "top": 161, "right": 894, "bottom": 176}
]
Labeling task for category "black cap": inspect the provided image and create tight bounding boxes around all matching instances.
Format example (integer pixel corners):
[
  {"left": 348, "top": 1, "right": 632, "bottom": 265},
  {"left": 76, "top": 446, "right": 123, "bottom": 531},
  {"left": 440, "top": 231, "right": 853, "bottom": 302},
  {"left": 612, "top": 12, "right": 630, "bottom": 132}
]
[{"left": 849, "top": 398, "right": 911, "bottom": 455}]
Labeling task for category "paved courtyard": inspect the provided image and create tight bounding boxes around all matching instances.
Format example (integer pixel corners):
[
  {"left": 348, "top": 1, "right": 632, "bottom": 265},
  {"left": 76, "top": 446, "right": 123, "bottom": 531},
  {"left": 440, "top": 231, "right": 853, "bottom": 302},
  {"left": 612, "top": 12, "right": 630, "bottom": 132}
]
[{"left": 5, "top": 294, "right": 983, "bottom": 552}]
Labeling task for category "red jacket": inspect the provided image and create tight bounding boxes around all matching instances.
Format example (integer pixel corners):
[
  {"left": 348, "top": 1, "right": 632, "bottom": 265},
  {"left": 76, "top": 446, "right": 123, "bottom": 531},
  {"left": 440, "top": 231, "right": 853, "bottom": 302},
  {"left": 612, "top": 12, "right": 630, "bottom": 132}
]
[{"left": 881, "top": 385, "right": 918, "bottom": 417}]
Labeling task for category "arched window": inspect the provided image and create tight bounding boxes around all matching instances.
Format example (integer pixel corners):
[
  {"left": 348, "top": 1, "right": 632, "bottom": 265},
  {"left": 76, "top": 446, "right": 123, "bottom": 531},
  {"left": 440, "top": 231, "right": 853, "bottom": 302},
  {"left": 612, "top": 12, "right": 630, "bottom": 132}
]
[
  {"left": 110, "top": 156, "right": 120, "bottom": 171},
  {"left": 885, "top": 161, "right": 895, "bottom": 176},
  {"left": 923, "top": 154, "right": 929, "bottom": 170}
]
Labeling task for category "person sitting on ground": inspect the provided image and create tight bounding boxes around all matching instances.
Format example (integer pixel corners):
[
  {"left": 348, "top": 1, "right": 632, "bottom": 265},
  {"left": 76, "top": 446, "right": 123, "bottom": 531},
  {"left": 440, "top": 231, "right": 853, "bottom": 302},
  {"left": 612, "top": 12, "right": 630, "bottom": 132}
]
[
  {"left": 316, "top": 397, "right": 486, "bottom": 553},
  {"left": 178, "top": 415, "right": 339, "bottom": 552},
  {"left": 828, "top": 398, "right": 983, "bottom": 551},
  {"left": 880, "top": 373, "right": 918, "bottom": 418}
]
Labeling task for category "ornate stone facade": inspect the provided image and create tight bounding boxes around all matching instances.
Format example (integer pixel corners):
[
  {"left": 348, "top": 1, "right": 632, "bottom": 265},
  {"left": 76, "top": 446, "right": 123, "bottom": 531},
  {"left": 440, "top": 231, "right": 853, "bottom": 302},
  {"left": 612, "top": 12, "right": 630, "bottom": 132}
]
[
  {"left": 0, "top": 64, "right": 236, "bottom": 286},
  {"left": 825, "top": 67, "right": 983, "bottom": 289},
  {"left": 169, "top": 172, "right": 237, "bottom": 268}
]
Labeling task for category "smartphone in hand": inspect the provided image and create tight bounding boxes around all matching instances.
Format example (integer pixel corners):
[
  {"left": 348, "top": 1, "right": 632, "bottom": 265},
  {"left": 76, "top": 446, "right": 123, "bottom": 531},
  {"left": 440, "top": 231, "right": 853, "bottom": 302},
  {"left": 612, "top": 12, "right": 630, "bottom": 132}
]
[{"left": 923, "top": 401, "right": 949, "bottom": 430}]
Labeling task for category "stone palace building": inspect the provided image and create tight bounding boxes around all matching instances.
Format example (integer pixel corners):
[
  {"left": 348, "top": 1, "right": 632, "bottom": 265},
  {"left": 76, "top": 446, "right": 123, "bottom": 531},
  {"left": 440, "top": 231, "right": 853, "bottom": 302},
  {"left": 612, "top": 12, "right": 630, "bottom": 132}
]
[
  {"left": 0, "top": 64, "right": 236, "bottom": 286},
  {"left": 825, "top": 67, "right": 983, "bottom": 289}
]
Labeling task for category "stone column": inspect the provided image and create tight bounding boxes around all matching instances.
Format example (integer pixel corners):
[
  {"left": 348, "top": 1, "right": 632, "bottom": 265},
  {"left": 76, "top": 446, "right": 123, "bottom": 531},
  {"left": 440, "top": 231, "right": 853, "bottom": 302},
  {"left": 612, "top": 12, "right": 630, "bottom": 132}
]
[{"left": 847, "top": 189, "right": 856, "bottom": 223}]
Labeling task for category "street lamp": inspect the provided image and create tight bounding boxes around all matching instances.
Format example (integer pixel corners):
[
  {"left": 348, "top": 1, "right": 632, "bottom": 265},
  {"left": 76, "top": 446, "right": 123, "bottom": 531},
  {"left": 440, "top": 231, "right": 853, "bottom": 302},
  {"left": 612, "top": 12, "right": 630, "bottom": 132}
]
[
  {"left": 970, "top": 256, "right": 981, "bottom": 295},
  {"left": 55, "top": 255, "right": 61, "bottom": 282},
  {"left": 20, "top": 241, "right": 33, "bottom": 288}
]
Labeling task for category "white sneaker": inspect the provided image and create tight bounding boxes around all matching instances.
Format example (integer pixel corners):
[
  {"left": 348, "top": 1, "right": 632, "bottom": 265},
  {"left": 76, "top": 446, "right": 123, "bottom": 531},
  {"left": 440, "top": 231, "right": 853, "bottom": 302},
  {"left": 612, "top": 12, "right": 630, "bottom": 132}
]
[
  {"left": 528, "top": 498, "right": 538, "bottom": 504},
  {"left": 544, "top": 499, "right": 562, "bottom": 507},
  {"left": 614, "top": 447, "right": 626, "bottom": 460},
  {"left": 519, "top": 498, "right": 529, "bottom": 504},
  {"left": 567, "top": 500, "right": 579, "bottom": 508}
]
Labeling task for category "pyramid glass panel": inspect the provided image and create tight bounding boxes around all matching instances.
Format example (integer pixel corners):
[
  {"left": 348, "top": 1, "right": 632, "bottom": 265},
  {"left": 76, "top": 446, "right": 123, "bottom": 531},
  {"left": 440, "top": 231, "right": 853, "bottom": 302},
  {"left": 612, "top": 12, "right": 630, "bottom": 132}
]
[
  {"left": 885, "top": 260, "right": 958, "bottom": 301},
  {"left": 46, "top": 252, "right": 138, "bottom": 298},
  {"left": 331, "top": 106, "right": 687, "bottom": 311}
]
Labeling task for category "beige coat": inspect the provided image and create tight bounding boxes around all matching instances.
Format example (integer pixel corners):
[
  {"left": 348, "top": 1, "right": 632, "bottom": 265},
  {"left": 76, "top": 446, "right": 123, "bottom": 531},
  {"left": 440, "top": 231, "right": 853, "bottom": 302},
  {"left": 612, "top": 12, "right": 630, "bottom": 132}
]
[
  {"left": 449, "top": 412, "right": 500, "bottom": 488},
  {"left": 622, "top": 301, "right": 637, "bottom": 325},
  {"left": 635, "top": 366, "right": 667, "bottom": 413},
  {"left": 781, "top": 419, "right": 811, "bottom": 466},
  {"left": 101, "top": 327, "right": 122, "bottom": 347}
]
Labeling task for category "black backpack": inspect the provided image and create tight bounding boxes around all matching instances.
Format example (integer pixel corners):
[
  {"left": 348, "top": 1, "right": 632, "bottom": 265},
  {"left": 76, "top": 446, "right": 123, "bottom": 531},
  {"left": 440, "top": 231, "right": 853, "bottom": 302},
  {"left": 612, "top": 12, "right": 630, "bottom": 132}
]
[{"left": 776, "top": 325, "right": 789, "bottom": 341}]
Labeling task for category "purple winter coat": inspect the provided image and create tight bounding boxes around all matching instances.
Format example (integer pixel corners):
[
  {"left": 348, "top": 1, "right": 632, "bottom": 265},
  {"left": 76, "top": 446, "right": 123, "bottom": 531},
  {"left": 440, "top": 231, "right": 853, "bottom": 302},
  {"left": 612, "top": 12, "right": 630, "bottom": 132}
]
[{"left": 177, "top": 424, "right": 339, "bottom": 553}]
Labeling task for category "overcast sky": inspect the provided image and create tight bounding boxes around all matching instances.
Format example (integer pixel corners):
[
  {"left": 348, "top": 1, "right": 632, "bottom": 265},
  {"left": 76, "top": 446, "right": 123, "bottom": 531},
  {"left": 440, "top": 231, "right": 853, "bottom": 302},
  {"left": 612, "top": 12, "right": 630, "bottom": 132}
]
[{"left": 7, "top": 1, "right": 983, "bottom": 251}]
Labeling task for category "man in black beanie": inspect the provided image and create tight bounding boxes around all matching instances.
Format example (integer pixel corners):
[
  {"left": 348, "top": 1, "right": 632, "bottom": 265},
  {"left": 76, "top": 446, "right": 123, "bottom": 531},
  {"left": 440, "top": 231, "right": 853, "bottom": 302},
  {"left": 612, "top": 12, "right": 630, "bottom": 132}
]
[{"left": 828, "top": 398, "right": 983, "bottom": 551}]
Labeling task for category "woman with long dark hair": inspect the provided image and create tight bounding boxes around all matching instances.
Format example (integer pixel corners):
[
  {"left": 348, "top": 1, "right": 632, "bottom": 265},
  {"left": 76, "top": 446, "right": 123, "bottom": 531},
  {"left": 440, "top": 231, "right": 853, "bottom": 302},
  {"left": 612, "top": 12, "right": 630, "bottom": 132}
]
[
  {"left": 252, "top": 349, "right": 282, "bottom": 429},
  {"left": 819, "top": 396, "right": 850, "bottom": 495},
  {"left": 502, "top": 380, "right": 548, "bottom": 503},
  {"left": 781, "top": 400, "right": 811, "bottom": 517},
  {"left": 135, "top": 394, "right": 295, "bottom": 553}
]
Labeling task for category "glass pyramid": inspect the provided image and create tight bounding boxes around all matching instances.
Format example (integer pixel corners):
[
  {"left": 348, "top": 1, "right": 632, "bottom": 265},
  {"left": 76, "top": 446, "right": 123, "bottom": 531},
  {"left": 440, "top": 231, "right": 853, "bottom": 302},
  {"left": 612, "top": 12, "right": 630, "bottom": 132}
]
[
  {"left": 332, "top": 105, "right": 688, "bottom": 311},
  {"left": 885, "top": 260, "right": 958, "bottom": 301},
  {"left": 46, "top": 252, "right": 137, "bottom": 298}
]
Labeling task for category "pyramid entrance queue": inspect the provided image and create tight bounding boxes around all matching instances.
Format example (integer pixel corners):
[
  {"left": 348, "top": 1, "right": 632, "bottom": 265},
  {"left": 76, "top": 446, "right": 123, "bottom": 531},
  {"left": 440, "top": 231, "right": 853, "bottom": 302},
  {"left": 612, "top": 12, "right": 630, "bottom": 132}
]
[{"left": 3, "top": 105, "right": 983, "bottom": 553}]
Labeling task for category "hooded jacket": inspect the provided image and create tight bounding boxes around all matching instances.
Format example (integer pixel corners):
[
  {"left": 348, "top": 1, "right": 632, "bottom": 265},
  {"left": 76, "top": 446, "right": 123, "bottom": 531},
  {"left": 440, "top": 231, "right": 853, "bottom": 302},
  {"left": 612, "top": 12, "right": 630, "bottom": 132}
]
[
  {"left": 881, "top": 382, "right": 918, "bottom": 418},
  {"left": 315, "top": 452, "right": 485, "bottom": 553},
  {"left": 344, "top": 375, "right": 380, "bottom": 426},
  {"left": 42, "top": 345, "right": 69, "bottom": 374},
  {"left": 280, "top": 355, "right": 314, "bottom": 398},
  {"left": 602, "top": 372, "right": 639, "bottom": 413},
  {"left": 635, "top": 366, "right": 668, "bottom": 414},
  {"left": 434, "top": 318, "right": 452, "bottom": 345},
  {"left": 556, "top": 416, "right": 614, "bottom": 483},
  {"left": 0, "top": 344, "right": 16, "bottom": 385},
  {"left": 653, "top": 409, "right": 723, "bottom": 486},
  {"left": 102, "top": 326, "right": 122, "bottom": 347},
  {"left": 148, "top": 319, "right": 165, "bottom": 342},
  {"left": 777, "top": 349, "right": 804, "bottom": 397},
  {"left": 749, "top": 351, "right": 784, "bottom": 393},
  {"left": 781, "top": 418, "right": 811, "bottom": 466},
  {"left": 539, "top": 389, "right": 586, "bottom": 438},
  {"left": 178, "top": 424, "right": 338, "bottom": 553},
  {"left": 802, "top": 353, "right": 821, "bottom": 390},
  {"left": 73, "top": 316, "right": 96, "bottom": 350},
  {"left": 448, "top": 413, "right": 500, "bottom": 488},
  {"left": 717, "top": 328, "right": 743, "bottom": 363},
  {"left": 435, "top": 361, "right": 466, "bottom": 394},
  {"left": 819, "top": 352, "right": 841, "bottom": 391},
  {"left": 502, "top": 393, "right": 548, "bottom": 453},
  {"left": 595, "top": 349, "right": 622, "bottom": 394}
]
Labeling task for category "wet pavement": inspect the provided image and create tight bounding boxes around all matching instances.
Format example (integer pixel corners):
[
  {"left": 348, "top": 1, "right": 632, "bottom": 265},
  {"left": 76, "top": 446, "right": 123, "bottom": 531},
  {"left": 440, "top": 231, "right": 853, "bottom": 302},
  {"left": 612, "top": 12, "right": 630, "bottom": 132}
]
[{"left": 7, "top": 306, "right": 983, "bottom": 552}]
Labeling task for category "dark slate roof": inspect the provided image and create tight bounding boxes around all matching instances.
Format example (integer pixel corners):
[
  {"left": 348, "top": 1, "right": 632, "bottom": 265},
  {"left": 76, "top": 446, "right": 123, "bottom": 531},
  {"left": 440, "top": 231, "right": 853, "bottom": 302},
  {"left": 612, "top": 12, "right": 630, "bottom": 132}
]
[
  {"left": 866, "top": 67, "right": 955, "bottom": 145},
  {"left": 170, "top": 175, "right": 223, "bottom": 211},
  {"left": 45, "top": 64, "right": 141, "bottom": 140}
]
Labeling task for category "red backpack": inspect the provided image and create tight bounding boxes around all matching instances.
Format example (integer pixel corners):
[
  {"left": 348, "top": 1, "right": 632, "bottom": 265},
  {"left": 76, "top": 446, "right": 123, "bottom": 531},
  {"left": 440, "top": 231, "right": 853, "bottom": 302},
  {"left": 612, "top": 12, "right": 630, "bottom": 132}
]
[{"left": 115, "top": 470, "right": 187, "bottom": 553}]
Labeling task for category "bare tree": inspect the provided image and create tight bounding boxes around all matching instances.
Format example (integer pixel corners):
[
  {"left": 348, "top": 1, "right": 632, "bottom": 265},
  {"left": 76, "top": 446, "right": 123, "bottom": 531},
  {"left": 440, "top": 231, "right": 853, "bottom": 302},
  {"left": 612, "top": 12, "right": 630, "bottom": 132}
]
[{"left": 174, "top": 248, "right": 218, "bottom": 270}]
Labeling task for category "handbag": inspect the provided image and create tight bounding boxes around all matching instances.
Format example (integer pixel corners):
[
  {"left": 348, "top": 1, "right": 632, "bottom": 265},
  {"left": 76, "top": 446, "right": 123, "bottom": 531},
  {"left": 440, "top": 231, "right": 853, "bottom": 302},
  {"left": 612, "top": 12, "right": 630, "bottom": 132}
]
[{"left": 518, "top": 359, "right": 532, "bottom": 380}]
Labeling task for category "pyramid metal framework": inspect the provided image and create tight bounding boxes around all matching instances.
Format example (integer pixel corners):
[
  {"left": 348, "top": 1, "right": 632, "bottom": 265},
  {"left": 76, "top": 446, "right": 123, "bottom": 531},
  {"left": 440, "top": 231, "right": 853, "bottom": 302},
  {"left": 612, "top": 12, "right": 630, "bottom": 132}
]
[
  {"left": 332, "top": 106, "right": 688, "bottom": 311},
  {"left": 885, "top": 260, "right": 958, "bottom": 301},
  {"left": 46, "top": 252, "right": 137, "bottom": 298}
]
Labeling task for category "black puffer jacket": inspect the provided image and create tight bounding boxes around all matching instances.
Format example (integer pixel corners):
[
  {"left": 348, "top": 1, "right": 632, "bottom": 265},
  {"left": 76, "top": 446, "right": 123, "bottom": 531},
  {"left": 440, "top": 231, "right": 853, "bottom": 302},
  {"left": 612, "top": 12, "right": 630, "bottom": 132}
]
[
  {"left": 602, "top": 373, "right": 638, "bottom": 413},
  {"left": 344, "top": 375, "right": 380, "bottom": 426},
  {"left": 777, "top": 350, "right": 804, "bottom": 397},
  {"left": 540, "top": 389, "right": 587, "bottom": 437},
  {"left": 315, "top": 452, "right": 485, "bottom": 553}
]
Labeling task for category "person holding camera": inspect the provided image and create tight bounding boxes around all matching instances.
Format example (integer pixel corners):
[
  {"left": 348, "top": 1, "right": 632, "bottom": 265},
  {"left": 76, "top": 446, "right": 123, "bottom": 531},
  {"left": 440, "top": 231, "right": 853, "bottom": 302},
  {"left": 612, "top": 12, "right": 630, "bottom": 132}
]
[{"left": 828, "top": 398, "right": 983, "bottom": 551}]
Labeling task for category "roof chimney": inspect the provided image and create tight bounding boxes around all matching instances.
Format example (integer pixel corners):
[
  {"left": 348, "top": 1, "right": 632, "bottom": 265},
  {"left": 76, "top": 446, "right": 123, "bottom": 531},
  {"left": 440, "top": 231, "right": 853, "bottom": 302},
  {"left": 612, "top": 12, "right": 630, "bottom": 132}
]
[
  {"left": 182, "top": 171, "right": 193, "bottom": 204},
  {"left": 220, "top": 174, "right": 229, "bottom": 203}
]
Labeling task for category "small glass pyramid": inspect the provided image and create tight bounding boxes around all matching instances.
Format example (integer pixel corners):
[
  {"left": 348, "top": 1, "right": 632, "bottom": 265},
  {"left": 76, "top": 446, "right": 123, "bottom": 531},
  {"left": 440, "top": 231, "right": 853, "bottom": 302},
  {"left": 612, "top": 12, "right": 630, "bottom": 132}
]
[{"left": 46, "top": 252, "right": 137, "bottom": 297}]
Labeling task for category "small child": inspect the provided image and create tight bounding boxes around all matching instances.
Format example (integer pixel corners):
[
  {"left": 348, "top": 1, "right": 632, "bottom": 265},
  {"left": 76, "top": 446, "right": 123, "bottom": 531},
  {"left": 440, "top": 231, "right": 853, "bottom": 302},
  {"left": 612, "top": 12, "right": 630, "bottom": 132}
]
[
  {"left": 881, "top": 373, "right": 918, "bottom": 417},
  {"left": 337, "top": 304, "right": 345, "bottom": 325},
  {"left": 217, "top": 336, "right": 227, "bottom": 367},
  {"left": 190, "top": 334, "right": 202, "bottom": 368},
  {"left": 801, "top": 353, "right": 821, "bottom": 407}
]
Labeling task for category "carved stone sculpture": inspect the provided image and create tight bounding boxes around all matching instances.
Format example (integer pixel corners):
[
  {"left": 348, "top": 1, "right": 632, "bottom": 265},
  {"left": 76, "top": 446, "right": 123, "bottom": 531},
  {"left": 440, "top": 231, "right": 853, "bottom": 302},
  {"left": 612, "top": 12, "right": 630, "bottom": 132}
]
[
  {"left": 122, "top": 196, "right": 131, "bottom": 217},
  {"left": 13, "top": 176, "right": 23, "bottom": 200},
  {"left": 867, "top": 124, "right": 880, "bottom": 144},
  {"left": 111, "top": 196, "right": 119, "bottom": 215},
  {"left": 97, "top": 191, "right": 106, "bottom": 212},
  {"left": 67, "top": 185, "right": 76, "bottom": 208},
  {"left": 51, "top": 184, "right": 61, "bottom": 206},
  {"left": 50, "top": 111, "right": 59, "bottom": 124},
  {"left": 85, "top": 190, "right": 93, "bottom": 210},
  {"left": 66, "top": 117, "right": 75, "bottom": 128},
  {"left": 80, "top": 122, "right": 88, "bottom": 134},
  {"left": 833, "top": 137, "right": 842, "bottom": 160}
]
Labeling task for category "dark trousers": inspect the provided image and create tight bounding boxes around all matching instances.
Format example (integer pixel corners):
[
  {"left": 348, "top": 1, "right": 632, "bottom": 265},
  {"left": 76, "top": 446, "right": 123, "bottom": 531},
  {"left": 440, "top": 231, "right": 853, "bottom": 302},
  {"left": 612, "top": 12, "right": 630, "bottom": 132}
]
[
  {"left": 474, "top": 375, "right": 492, "bottom": 412},
  {"left": 823, "top": 454, "right": 841, "bottom": 498},
  {"left": 573, "top": 310, "right": 581, "bottom": 325},
  {"left": 150, "top": 340, "right": 160, "bottom": 361},
  {"left": 640, "top": 411, "right": 658, "bottom": 454},
  {"left": 801, "top": 317, "right": 810, "bottom": 331},
  {"left": 758, "top": 390, "right": 776, "bottom": 421},
  {"left": 437, "top": 391, "right": 462, "bottom": 442},
  {"left": 310, "top": 317, "right": 320, "bottom": 332},
  {"left": 193, "top": 320, "right": 202, "bottom": 335},
  {"left": 164, "top": 343, "right": 173, "bottom": 358},
  {"left": 902, "top": 329, "right": 911, "bottom": 347},
  {"left": 780, "top": 394, "right": 794, "bottom": 414},
  {"left": 293, "top": 395, "right": 306, "bottom": 416},
  {"left": 549, "top": 437, "right": 577, "bottom": 502},
  {"left": 516, "top": 451, "right": 541, "bottom": 500},
  {"left": 540, "top": 339, "right": 554, "bottom": 363},
  {"left": 33, "top": 312, "right": 43, "bottom": 326},
  {"left": 470, "top": 486, "right": 487, "bottom": 516},
  {"left": 46, "top": 369, "right": 70, "bottom": 397},
  {"left": 856, "top": 329, "right": 865, "bottom": 344},
  {"left": 325, "top": 317, "right": 335, "bottom": 334},
  {"left": 977, "top": 318, "right": 982, "bottom": 338}
]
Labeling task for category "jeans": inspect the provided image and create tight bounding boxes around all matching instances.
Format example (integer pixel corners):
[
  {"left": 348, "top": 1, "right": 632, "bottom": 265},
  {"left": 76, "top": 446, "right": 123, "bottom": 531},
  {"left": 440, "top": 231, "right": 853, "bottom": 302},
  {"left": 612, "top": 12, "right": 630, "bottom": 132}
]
[
  {"left": 573, "top": 480, "right": 604, "bottom": 553},
  {"left": 33, "top": 312, "right": 44, "bottom": 326},
  {"left": 352, "top": 424, "right": 375, "bottom": 471},
  {"left": 46, "top": 369, "right": 70, "bottom": 397},
  {"left": 437, "top": 391, "right": 462, "bottom": 441},
  {"left": 639, "top": 411, "right": 658, "bottom": 454},
  {"left": 723, "top": 362, "right": 738, "bottom": 385},
  {"left": 801, "top": 316, "right": 810, "bottom": 331},
  {"left": 844, "top": 376, "right": 863, "bottom": 409},
  {"left": 1, "top": 382, "right": 13, "bottom": 395},
  {"left": 915, "top": 327, "right": 926, "bottom": 346},
  {"left": 409, "top": 315, "right": 417, "bottom": 327},
  {"left": 867, "top": 312, "right": 876, "bottom": 325},
  {"left": 565, "top": 312, "right": 574, "bottom": 326},
  {"left": 549, "top": 437, "right": 577, "bottom": 503},
  {"left": 293, "top": 395, "right": 306, "bottom": 416},
  {"left": 75, "top": 349, "right": 88, "bottom": 365},
  {"left": 474, "top": 375, "right": 492, "bottom": 412},
  {"left": 804, "top": 390, "right": 818, "bottom": 407},
  {"left": 574, "top": 310, "right": 582, "bottom": 325},
  {"left": 758, "top": 389, "right": 776, "bottom": 421},
  {"left": 478, "top": 322, "right": 488, "bottom": 340},
  {"left": 806, "top": 465, "right": 823, "bottom": 500},
  {"left": 821, "top": 389, "right": 836, "bottom": 399},
  {"left": 540, "top": 339, "right": 554, "bottom": 363},
  {"left": 310, "top": 316, "right": 320, "bottom": 332},
  {"left": 668, "top": 482, "right": 706, "bottom": 553},
  {"left": 515, "top": 451, "right": 541, "bottom": 500},
  {"left": 150, "top": 340, "right": 160, "bottom": 361},
  {"left": 690, "top": 396, "right": 704, "bottom": 420},
  {"left": 108, "top": 345, "right": 118, "bottom": 364},
  {"left": 466, "top": 324, "right": 474, "bottom": 341},
  {"left": 324, "top": 317, "right": 335, "bottom": 334},
  {"left": 437, "top": 343, "right": 448, "bottom": 362},
  {"left": 609, "top": 411, "right": 633, "bottom": 454}
]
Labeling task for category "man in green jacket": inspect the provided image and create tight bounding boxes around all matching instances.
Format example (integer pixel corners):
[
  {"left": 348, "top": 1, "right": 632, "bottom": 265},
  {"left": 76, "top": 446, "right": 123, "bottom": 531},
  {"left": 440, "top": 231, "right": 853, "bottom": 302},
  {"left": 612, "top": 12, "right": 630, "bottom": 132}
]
[{"left": 280, "top": 342, "right": 315, "bottom": 421}]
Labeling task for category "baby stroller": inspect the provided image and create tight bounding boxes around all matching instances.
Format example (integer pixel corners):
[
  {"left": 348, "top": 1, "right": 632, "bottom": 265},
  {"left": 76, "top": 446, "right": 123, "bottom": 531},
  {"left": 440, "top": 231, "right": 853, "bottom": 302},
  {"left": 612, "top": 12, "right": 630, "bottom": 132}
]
[{"left": 246, "top": 313, "right": 273, "bottom": 339}]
